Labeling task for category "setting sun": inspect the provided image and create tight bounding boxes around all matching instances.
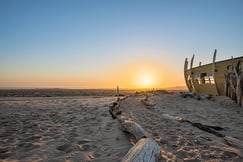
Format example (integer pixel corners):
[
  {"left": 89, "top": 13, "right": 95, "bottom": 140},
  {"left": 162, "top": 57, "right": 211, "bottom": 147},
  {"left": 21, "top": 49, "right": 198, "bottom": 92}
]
[
  {"left": 137, "top": 72, "right": 156, "bottom": 88},
  {"left": 118, "top": 60, "right": 165, "bottom": 89}
]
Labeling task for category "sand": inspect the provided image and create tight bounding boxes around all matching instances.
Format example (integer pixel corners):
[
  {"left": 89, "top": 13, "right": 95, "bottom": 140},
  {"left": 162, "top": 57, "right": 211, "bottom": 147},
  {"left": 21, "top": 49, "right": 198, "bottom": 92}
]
[
  {"left": 0, "top": 90, "right": 242, "bottom": 162},
  {"left": 117, "top": 91, "right": 243, "bottom": 161},
  {"left": 0, "top": 96, "right": 131, "bottom": 162}
]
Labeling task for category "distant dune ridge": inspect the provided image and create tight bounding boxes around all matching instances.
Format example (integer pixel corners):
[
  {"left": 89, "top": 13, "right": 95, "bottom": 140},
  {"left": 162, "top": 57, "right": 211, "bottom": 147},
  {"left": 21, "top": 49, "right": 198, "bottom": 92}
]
[{"left": 0, "top": 89, "right": 242, "bottom": 161}]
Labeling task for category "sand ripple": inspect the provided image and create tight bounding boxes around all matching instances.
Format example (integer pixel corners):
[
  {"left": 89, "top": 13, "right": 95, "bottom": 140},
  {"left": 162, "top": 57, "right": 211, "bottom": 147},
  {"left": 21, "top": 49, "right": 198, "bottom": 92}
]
[
  {"left": 0, "top": 96, "right": 131, "bottom": 162},
  {"left": 118, "top": 92, "right": 243, "bottom": 161}
]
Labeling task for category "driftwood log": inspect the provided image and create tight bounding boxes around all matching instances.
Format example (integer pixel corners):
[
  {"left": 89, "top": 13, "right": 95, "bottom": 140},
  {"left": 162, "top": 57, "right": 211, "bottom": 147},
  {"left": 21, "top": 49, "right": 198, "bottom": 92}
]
[
  {"left": 109, "top": 101, "right": 161, "bottom": 162},
  {"left": 109, "top": 102, "right": 121, "bottom": 119},
  {"left": 121, "top": 120, "right": 146, "bottom": 142},
  {"left": 225, "top": 65, "right": 237, "bottom": 101},
  {"left": 235, "top": 60, "right": 243, "bottom": 106},
  {"left": 225, "top": 60, "right": 243, "bottom": 106},
  {"left": 109, "top": 102, "right": 146, "bottom": 141},
  {"left": 122, "top": 138, "right": 161, "bottom": 162}
]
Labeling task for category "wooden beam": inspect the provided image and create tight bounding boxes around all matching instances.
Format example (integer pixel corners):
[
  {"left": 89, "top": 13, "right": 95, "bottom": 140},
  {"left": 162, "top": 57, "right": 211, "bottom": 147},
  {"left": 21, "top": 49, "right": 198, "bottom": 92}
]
[
  {"left": 184, "top": 58, "right": 188, "bottom": 71},
  {"left": 190, "top": 54, "right": 195, "bottom": 70},
  {"left": 213, "top": 49, "right": 217, "bottom": 63},
  {"left": 184, "top": 58, "right": 191, "bottom": 92},
  {"left": 212, "top": 49, "right": 220, "bottom": 95}
]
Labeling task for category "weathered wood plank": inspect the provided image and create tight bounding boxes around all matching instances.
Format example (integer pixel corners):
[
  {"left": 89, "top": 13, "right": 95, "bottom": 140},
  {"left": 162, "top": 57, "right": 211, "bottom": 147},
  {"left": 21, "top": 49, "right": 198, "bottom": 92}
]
[
  {"left": 122, "top": 138, "right": 161, "bottom": 162},
  {"left": 109, "top": 100, "right": 162, "bottom": 162},
  {"left": 121, "top": 120, "right": 146, "bottom": 142},
  {"left": 109, "top": 102, "right": 121, "bottom": 119},
  {"left": 190, "top": 54, "right": 195, "bottom": 70}
]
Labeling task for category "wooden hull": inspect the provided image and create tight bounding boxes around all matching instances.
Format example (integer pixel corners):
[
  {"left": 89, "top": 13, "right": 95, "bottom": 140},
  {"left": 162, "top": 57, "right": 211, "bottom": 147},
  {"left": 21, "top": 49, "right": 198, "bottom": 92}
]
[{"left": 184, "top": 54, "right": 243, "bottom": 96}]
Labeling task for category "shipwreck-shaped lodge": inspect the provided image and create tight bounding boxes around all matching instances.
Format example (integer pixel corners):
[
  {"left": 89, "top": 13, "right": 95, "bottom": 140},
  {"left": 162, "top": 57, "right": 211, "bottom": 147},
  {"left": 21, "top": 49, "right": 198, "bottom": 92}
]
[{"left": 184, "top": 49, "right": 243, "bottom": 106}]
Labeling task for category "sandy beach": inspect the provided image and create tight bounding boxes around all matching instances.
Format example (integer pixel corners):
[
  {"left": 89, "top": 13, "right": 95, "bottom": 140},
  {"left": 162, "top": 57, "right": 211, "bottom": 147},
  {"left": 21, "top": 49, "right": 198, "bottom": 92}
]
[
  {"left": 1, "top": 0, "right": 242, "bottom": 161},
  {"left": 116, "top": 91, "right": 243, "bottom": 161},
  {"left": 0, "top": 89, "right": 243, "bottom": 162},
  {"left": 0, "top": 95, "right": 131, "bottom": 162}
]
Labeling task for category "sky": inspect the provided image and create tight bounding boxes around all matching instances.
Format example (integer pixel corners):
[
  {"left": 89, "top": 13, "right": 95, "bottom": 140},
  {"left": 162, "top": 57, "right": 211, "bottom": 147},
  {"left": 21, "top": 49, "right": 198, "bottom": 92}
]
[{"left": 0, "top": 0, "right": 242, "bottom": 89}]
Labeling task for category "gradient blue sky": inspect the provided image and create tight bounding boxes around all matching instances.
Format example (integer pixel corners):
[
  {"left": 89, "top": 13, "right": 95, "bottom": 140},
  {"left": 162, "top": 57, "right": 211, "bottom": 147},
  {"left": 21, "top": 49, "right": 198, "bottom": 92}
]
[{"left": 0, "top": 0, "right": 242, "bottom": 88}]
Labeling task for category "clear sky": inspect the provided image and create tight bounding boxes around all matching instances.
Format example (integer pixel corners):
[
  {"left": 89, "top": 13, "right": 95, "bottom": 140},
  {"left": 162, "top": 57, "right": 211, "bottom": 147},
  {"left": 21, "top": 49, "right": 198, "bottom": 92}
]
[{"left": 0, "top": 0, "right": 242, "bottom": 89}]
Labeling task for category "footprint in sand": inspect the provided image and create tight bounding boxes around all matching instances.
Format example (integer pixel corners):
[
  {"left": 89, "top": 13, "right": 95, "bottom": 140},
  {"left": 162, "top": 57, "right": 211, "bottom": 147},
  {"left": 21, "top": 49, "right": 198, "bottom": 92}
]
[
  {"left": 56, "top": 143, "right": 79, "bottom": 153},
  {"left": 77, "top": 139, "right": 93, "bottom": 151},
  {"left": 79, "top": 144, "right": 92, "bottom": 151},
  {"left": 17, "top": 142, "right": 40, "bottom": 151},
  {"left": 0, "top": 148, "right": 11, "bottom": 159},
  {"left": 25, "top": 135, "right": 41, "bottom": 142}
]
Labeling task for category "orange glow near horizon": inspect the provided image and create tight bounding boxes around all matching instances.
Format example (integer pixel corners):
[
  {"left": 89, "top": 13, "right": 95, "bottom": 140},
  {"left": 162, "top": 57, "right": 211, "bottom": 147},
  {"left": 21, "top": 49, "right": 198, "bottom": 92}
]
[
  {"left": 0, "top": 60, "right": 186, "bottom": 89},
  {"left": 111, "top": 60, "right": 167, "bottom": 89}
]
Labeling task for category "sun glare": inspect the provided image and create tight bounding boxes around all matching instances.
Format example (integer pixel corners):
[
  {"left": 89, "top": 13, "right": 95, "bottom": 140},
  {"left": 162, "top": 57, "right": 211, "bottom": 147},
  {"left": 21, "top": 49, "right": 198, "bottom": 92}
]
[
  {"left": 115, "top": 60, "right": 165, "bottom": 89},
  {"left": 137, "top": 72, "right": 155, "bottom": 88}
]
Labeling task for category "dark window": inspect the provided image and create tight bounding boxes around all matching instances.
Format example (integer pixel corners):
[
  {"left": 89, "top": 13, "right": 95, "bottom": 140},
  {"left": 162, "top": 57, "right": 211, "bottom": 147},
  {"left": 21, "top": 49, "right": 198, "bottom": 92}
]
[{"left": 195, "top": 73, "right": 214, "bottom": 84}]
